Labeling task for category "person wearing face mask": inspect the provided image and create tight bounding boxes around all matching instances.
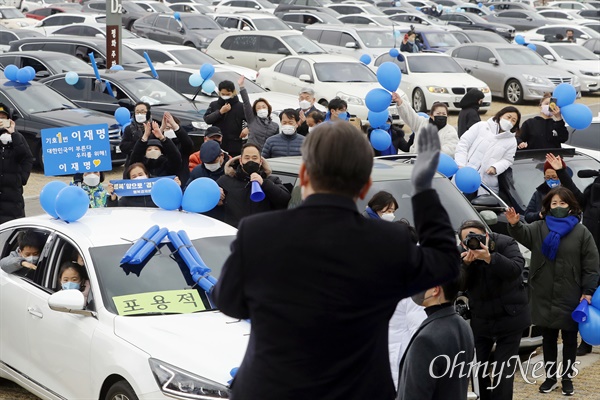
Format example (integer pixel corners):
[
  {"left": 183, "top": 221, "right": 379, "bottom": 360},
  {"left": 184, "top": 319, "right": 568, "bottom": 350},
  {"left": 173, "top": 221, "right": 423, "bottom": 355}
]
[
  {"left": 324, "top": 98, "right": 350, "bottom": 122},
  {"left": 396, "top": 276, "right": 474, "bottom": 400},
  {"left": 185, "top": 140, "right": 226, "bottom": 220},
  {"left": 305, "top": 110, "right": 324, "bottom": 136},
  {"left": 506, "top": 189, "right": 599, "bottom": 396},
  {"left": 296, "top": 88, "right": 319, "bottom": 136},
  {"left": 120, "top": 101, "right": 152, "bottom": 167},
  {"left": 454, "top": 106, "right": 521, "bottom": 195},
  {"left": 204, "top": 80, "right": 246, "bottom": 157},
  {"left": 188, "top": 127, "right": 232, "bottom": 171},
  {"left": 525, "top": 153, "right": 584, "bottom": 223},
  {"left": 109, "top": 163, "right": 159, "bottom": 208},
  {"left": 400, "top": 31, "right": 422, "bottom": 53},
  {"left": 160, "top": 112, "right": 193, "bottom": 183},
  {"left": 261, "top": 109, "right": 304, "bottom": 159},
  {"left": 130, "top": 121, "right": 182, "bottom": 178},
  {"left": 367, "top": 117, "right": 414, "bottom": 156},
  {"left": 238, "top": 75, "right": 279, "bottom": 149},
  {"left": 457, "top": 89, "right": 485, "bottom": 138},
  {"left": 57, "top": 261, "right": 91, "bottom": 303},
  {"left": 216, "top": 143, "right": 291, "bottom": 227},
  {"left": 0, "top": 230, "right": 45, "bottom": 277},
  {"left": 362, "top": 191, "right": 398, "bottom": 222},
  {"left": 391, "top": 93, "right": 459, "bottom": 157},
  {"left": 517, "top": 94, "right": 568, "bottom": 150},
  {"left": 70, "top": 171, "right": 116, "bottom": 208}
]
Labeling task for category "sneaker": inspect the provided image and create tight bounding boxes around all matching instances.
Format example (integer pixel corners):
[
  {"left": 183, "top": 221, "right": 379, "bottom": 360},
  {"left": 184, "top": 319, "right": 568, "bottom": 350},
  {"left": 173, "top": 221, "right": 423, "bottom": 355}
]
[
  {"left": 562, "top": 380, "right": 574, "bottom": 396},
  {"left": 576, "top": 341, "right": 592, "bottom": 356},
  {"left": 539, "top": 378, "right": 558, "bottom": 393}
]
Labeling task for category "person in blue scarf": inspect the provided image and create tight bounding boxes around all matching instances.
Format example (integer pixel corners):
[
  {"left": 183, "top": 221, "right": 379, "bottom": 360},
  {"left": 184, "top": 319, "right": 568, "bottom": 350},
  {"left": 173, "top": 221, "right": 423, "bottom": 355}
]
[
  {"left": 506, "top": 187, "right": 599, "bottom": 397},
  {"left": 362, "top": 191, "right": 398, "bottom": 222}
]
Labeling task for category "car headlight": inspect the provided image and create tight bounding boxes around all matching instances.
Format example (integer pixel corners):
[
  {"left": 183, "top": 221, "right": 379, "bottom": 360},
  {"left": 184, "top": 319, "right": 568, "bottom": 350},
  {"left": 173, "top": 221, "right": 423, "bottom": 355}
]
[
  {"left": 202, "top": 37, "right": 212, "bottom": 43},
  {"left": 192, "top": 121, "right": 209, "bottom": 130},
  {"left": 480, "top": 87, "right": 490, "bottom": 94},
  {"left": 336, "top": 92, "right": 364, "bottom": 106},
  {"left": 427, "top": 86, "right": 448, "bottom": 94},
  {"left": 496, "top": 28, "right": 509, "bottom": 32},
  {"left": 149, "top": 358, "right": 230, "bottom": 399},
  {"left": 522, "top": 74, "right": 548, "bottom": 85},
  {"left": 580, "top": 70, "right": 600, "bottom": 77}
]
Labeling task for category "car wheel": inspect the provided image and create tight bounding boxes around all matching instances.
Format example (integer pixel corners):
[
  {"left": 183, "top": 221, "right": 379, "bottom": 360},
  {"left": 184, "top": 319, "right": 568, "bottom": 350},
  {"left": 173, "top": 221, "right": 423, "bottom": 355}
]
[
  {"left": 184, "top": 42, "right": 195, "bottom": 47},
  {"left": 412, "top": 88, "right": 426, "bottom": 113},
  {"left": 106, "top": 381, "right": 138, "bottom": 400},
  {"left": 504, "top": 79, "right": 523, "bottom": 105}
]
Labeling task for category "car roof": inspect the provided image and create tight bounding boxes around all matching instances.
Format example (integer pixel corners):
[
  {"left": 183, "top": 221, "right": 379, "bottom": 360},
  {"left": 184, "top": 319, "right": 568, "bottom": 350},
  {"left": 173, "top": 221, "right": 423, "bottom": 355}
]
[
  {"left": 46, "top": 69, "right": 152, "bottom": 80},
  {"left": 0, "top": 208, "right": 237, "bottom": 248},
  {"left": 0, "top": 50, "right": 73, "bottom": 59},
  {"left": 12, "top": 36, "right": 109, "bottom": 45},
  {"left": 214, "top": 12, "right": 279, "bottom": 18},
  {"left": 282, "top": 54, "right": 360, "bottom": 63},
  {"left": 304, "top": 24, "right": 395, "bottom": 31},
  {"left": 124, "top": 43, "right": 191, "bottom": 50},
  {"left": 44, "top": 12, "right": 101, "bottom": 17},
  {"left": 148, "top": 64, "right": 232, "bottom": 72},
  {"left": 459, "top": 42, "right": 530, "bottom": 49},
  {"left": 215, "top": 30, "right": 301, "bottom": 36}
]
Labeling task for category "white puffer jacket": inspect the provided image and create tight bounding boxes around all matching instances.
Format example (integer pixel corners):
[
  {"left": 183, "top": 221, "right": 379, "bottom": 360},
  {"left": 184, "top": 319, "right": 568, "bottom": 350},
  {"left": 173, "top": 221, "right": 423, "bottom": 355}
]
[{"left": 454, "top": 118, "right": 517, "bottom": 194}]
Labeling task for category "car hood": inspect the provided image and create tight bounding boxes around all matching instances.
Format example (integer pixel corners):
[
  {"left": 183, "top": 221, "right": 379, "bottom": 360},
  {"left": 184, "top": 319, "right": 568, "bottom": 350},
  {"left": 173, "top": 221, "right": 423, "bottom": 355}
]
[
  {"left": 555, "top": 59, "right": 600, "bottom": 73},
  {"left": 189, "top": 29, "right": 223, "bottom": 41},
  {"left": 2, "top": 18, "right": 36, "bottom": 27},
  {"left": 506, "top": 64, "right": 575, "bottom": 78},
  {"left": 114, "top": 311, "right": 250, "bottom": 385},
  {"left": 32, "top": 108, "right": 121, "bottom": 128},
  {"left": 406, "top": 72, "right": 487, "bottom": 87},
  {"left": 153, "top": 102, "right": 206, "bottom": 121},
  {"left": 323, "top": 81, "right": 384, "bottom": 97}
]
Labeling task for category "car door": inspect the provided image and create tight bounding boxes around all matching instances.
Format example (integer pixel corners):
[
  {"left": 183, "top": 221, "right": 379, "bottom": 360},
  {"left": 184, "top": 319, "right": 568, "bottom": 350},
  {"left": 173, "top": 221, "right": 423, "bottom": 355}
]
[
  {"left": 256, "top": 35, "right": 288, "bottom": 69},
  {"left": 223, "top": 34, "right": 259, "bottom": 68},
  {"left": 317, "top": 30, "right": 342, "bottom": 54},
  {"left": 270, "top": 57, "right": 300, "bottom": 91},
  {"left": 151, "top": 15, "right": 172, "bottom": 43},
  {"left": 451, "top": 45, "right": 479, "bottom": 77},
  {"left": 452, "top": 14, "right": 478, "bottom": 30},
  {"left": 473, "top": 46, "right": 502, "bottom": 94},
  {"left": 338, "top": 32, "right": 360, "bottom": 57}
]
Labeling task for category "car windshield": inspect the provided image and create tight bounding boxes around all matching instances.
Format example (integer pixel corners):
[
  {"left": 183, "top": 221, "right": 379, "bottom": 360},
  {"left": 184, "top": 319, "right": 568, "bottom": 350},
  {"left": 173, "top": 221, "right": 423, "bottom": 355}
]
[
  {"left": 170, "top": 48, "right": 219, "bottom": 64},
  {"left": 45, "top": 56, "right": 92, "bottom": 73},
  {"left": 0, "top": 8, "right": 25, "bottom": 18},
  {"left": 91, "top": 236, "right": 235, "bottom": 315},
  {"left": 253, "top": 18, "right": 291, "bottom": 30},
  {"left": 551, "top": 44, "right": 598, "bottom": 60},
  {"left": 141, "top": 2, "right": 172, "bottom": 12},
  {"left": 282, "top": 35, "right": 325, "bottom": 54},
  {"left": 423, "top": 32, "right": 461, "bottom": 48},
  {"left": 257, "top": 0, "right": 277, "bottom": 8},
  {"left": 357, "top": 30, "right": 396, "bottom": 48},
  {"left": 314, "top": 62, "right": 377, "bottom": 82},
  {"left": 4, "top": 83, "right": 77, "bottom": 114},
  {"left": 369, "top": 16, "right": 394, "bottom": 26},
  {"left": 363, "top": 5, "right": 385, "bottom": 15},
  {"left": 121, "top": 76, "right": 190, "bottom": 105},
  {"left": 496, "top": 48, "right": 546, "bottom": 65},
  {"left": 181, "top": 15, "right": 222, "bottom": 30},
  {"left": 407, "top": 56, "right": 464, "bottom": 72},
  {"left": 464, "top": 30, "right": 507, "bottom": 43}
]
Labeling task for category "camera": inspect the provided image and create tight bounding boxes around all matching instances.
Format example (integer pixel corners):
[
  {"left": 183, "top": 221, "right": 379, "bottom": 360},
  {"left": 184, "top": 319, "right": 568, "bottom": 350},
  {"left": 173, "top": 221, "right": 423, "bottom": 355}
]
[{"left": 463, "top": 233, "right": 486, "bottom": 250}]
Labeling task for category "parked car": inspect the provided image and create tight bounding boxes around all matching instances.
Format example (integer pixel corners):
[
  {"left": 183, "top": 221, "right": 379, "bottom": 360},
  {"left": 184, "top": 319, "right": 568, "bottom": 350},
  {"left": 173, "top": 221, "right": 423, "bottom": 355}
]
[
  {"left": 578, "top": 9, "right": 600, "bottom": 21},
  {"left": 538, "top": 9, "right": 597, "bottom": 25},
  {"left": 521, "top": 24, "right": 600, "bottom": 45},
  {"left": 51, "top": 23, "right": 160, "bottom": 47},
  {"left": 25, "top": 6, "right": 72, "bottom": 20},
  {"left": 389, "top": 12, "right": 462, "bottom": 31},
  {"left": 213, "top": 0, "right": 277, "bottom": 13},
  {"left": 457, "top": 3, "right": 495, "bottom": 16},
  {"left": 450, "top": 29, "right": 509, "bottom": 44},
  {"left": 548, "top": 0, "right": 595, "bottom": 10},
  {"left": 582, "top": 21, "right": 600, "bottom": 33},
  {"left": 373, "top": 52, "right": 492, "bottom": 113},
  {"left": 0, "top": 79, "right": 123, "bottom": 166},
  {"left": 448, "top": 42, "right": 581, "bottom": 104},
  {"left": 29, "top": 13, "right": 106, "bottom": 35},
  {"left": 41, "top": 70, "right": 209, "bottom": 148},
  {"left": 81, "top": 0, "right": 149, "bottom": 30},
  {"left": 326, "top": 2, "right": 385, "bottom": 15},
  {"left": 131, "top": 12, "right": 224, "bottom": 50},
  {"left": 439, "top": 12, "right": 516, "bottom": 40},
  {"left": 0, "top": 28, "right": 42, "bottom": 53},
  {"left": 0, "top": 208, "right": 243, "bottom": 400},
  {"left": 165, "top": 0, "right": 213, "bottom": 4},
  {"left": 483, "top": 10, "right": 549, "bottom": 31},
  {"left": 213, "top": 12, "right": 293, "bottom": 31},
  {"left": 0, "top": 51, "right": 91, "bottom": 80},
  {"left": 483, "top": 1, "right": 537, "bottom": 12},
  {"left": 0, "top": 6, "right": 37, "bottom": 28},
  {"left": 168, "top": 2, "right": 213, "bottom": 13},
  {"left": 392, "top": 25, "right": 465, "bottom": 53},
  {"left": 276, "top": 9, "right": 343, "bottom": 31},
  {"left": 583, "top": 37, "right": 600, "bottom": 53},
  {"left": 564, "top": 114, "right": 600, "bottom": 160},
  {"left": 133, "top": 0, "right": 174, "bottom": 13},
  {"left": 338, "top": 13, "right": 399, "bottom": 26},
  {"left": 20, "top": 0, "right": 64, "bottom": 13},
  {"left": 206, "top": 30, "right": 326, "bottom": 70}
]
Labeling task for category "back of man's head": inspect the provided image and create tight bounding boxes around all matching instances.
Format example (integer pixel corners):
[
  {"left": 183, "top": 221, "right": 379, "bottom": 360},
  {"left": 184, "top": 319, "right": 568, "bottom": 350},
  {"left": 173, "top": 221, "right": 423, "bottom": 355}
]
[
  {"left": 440, "top": 274, "right": 461, "bottom": 303},
  {"left": 18, "top": 231, "right": 44, "bottom": 252},
  {"left": 301, "top": 122, "right": 373, "bottom": 198}
]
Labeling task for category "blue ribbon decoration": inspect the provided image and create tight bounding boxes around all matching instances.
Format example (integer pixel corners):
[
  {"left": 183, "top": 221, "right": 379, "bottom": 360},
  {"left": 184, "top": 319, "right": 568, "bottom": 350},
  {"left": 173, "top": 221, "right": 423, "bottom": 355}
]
[
  {"left": 120, "top": 225, "right": 160, "bottom": 264},
  {"left": 168, "top": 231, "right": 214, "bottom": 293},
  {"left": 88, "top": 52, "right": 115, "bottom": 97},
  {"left": 177, "top": 230, "right": 217, "bottom": 284},
  {"left": 130, "top": 227, "right": 169, "bottom": 264},
  {"left": 143, "top": 51, "right": 159, "bottom": 79}
]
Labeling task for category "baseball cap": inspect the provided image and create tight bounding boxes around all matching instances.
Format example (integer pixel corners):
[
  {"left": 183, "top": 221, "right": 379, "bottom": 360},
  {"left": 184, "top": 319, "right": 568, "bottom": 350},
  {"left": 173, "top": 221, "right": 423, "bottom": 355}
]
[
  {"left": 200, "top": 140, "right": 222, "bottom": 163},
  {"left": 205, "top": 126, "right": 222, "bottom": 138},
  {"left": 0, "top": 103, "right": 10, "bottom": 118}
]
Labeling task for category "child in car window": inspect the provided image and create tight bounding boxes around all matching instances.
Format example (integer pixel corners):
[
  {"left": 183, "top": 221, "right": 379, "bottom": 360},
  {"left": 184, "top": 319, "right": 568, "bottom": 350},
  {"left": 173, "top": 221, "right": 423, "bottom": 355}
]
[
  {"left": 58, "top": 261, "right": 91, "bottom": 304},
  {"left": 0, "top": 230, "right": 45, "bottom": 276}
]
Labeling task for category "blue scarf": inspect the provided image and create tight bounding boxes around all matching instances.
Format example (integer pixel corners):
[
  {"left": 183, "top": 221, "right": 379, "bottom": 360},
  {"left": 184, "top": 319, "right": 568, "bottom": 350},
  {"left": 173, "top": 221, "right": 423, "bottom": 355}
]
[
  {"left": 542, "top": 215, "right": 579, "bottom": 261},
  {"left": 365, "top": 206, "right": 380, "bottom": 220}
]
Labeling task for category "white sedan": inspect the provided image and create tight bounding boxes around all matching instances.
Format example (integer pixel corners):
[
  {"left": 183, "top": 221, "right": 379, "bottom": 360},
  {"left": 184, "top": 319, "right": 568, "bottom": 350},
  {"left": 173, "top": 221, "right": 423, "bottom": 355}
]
[
  {"left": 373, "top": 52, "right": 491, "bottom": 113},
  {"left": 256, "top": 54, "right": 408, "bottom": 121},
  {"left": 0, "top": 208, "right": 248, "bottom": 400},
  {"left": 520, "top": 24, "right": 600, "bottom": 45}
]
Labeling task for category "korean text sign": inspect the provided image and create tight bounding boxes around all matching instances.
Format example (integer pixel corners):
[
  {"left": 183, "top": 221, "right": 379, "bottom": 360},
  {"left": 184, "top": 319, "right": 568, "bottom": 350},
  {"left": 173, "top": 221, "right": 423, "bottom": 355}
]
[
  {"left": 41, "top": 123, "right": 112, "bottom": 176},
  {"left": 110, "top": 176, "right": 176, "bottom": 197}
]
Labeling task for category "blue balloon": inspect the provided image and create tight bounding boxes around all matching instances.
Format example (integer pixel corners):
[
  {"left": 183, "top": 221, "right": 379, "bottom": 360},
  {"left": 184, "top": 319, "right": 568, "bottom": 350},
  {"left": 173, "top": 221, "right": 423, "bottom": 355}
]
[
  {"left": 40, "top": 181, "right": 68, "bottom": 218},
  {"left": 182, "top": 177, "right": 221, "bottom": 213},
  {"left": 114, "top": 107, "right": 131, "bottom": 126},
  {"left": 455, "top": 167, "right": 481, "bottom": 194},
  {"left": 55, "top": 186, "right": 89, "bottom": 222},
  {"left": 365, "top": 88, "right": 392, "bottom": 113},
  {"left": 174, "top": 11, "right": 181, "bottom": 21},
  {"left": 4, "top": 64, "right": 18, "bottom": 81},
  {"left": 65, "top": 71, "right": 79, "bottom": 85},
  {"left": 561, "top": 103, "right": 593, "bottom": 130},
  {"left": 151, "top": 178, "right": 182, "bottom": 211},
  {"left": 593, "top": 289, "right": 600, "bottom": 309},
  {"left": 359, "top": 54, "right": 371, "bottom": 65},
  {"left": 573, "top": 300, "right": 589, "bottom": 323},
  {"left": 437, "top": 153, "right": 458, "bottom": 177},
  {"left": 377, "top": 62, "right": 402, "bottom": 92},
  {"left": 110, "top": 64, "right": 124, "bottom": 71},
  {"left": 200, "top": 63, "right": 215, "bottom": 80},
  {"left": 553, "top": 83, "right": 577, "bottom": 108},
  {"left": 527, "top": 43, "right": 536, "bottom": 51},
  {"left": 16, "top": 68, "right": 30, "bottom": 84},
  {"left": 579, "top": 305, "right": 600, "bottom": 346},
  {"left": 515, "top": 35, "right": 525, "bottom": 45},
  {"left": 394, "top": 30, "right": 401, "bottom": 38},
  {"left": 189, "top": 72, "right": 203, "bottom": 87},
  {"left": 23, "top": 66, "right": 36, "bottom": 81},
  {"left": 370, "top": 128, "right": 392, "bottom": 151},
  {"left": 389, "top": 48, "right": 399, "bottom": 58},
  {"left": 489, "top": 5, "right": 494, "bottom": 10},
  {"left": 418, "top": 112, "right": 429, "bottom": 119},
  {"left": 478, "top": 2, "right": 482, "bottom": 6},
  {"left": 202, "top": 79, "right": 216, "bottom": 94},
  {"left": 368, "top": 110, "right": 389, "bottom": 129}
]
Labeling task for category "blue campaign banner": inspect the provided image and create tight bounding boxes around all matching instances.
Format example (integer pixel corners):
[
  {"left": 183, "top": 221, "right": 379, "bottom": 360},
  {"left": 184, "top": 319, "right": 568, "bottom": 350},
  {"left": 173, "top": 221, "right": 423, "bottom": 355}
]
[
  {"left": 41, "top": 123, "right": 112, "bottom": 176},
  {"left": 110, "top": 176, "right": 176, "bottom": 197}
]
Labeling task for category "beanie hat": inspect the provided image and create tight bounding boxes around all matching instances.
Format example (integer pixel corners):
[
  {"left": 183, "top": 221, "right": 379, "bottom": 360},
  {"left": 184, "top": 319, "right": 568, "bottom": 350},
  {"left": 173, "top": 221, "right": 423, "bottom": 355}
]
[
  {"left": 200, "top": 140, "right": 222, "bottom": 163},
  {"left": 147, "top": 139, "right": 163, "bottom": 149}
]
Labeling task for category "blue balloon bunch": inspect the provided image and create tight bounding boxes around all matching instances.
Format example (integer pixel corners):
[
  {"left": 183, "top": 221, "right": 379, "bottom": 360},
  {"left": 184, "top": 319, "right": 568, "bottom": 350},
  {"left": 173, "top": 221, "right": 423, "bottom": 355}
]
[
  {"left": 188, "top": 64, "right": 216, "bottom": 94},
  {"left": 40, "top": 181, "right": 90, "bottom": 223},
  {"left": 553, "top": 83, "right": 593, "bottom": 130},
  {"left": 65, "top": 71, "right": 79, "bottom": 85},
  {"left": 454, "top": 167, "right": 481, "bottom": 193},
  {"left": 437, "top": 153, "right": 458, "bottom": 178},
  {"left": 114, "top": 107, "right": 131, "bottom": 127},
  {"left": 573, "top": 291, "right": 600, "bottom": 345},
  {"left": 150, "top": 177, "right": 221, "bottom": 213},
  {"left": 4, "top": 64, "right": 36, "bottom": 84}
]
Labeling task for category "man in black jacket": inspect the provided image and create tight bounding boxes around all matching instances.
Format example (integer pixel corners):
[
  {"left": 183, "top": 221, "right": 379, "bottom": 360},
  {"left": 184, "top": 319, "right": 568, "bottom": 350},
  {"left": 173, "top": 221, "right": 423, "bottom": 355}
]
[
  {"left": 459, "top": 220, "right": 530, "bottom": 400},
  {"left": 296, "top": 87, "right": 319, "bottom": 136},
  {"left": 458, "top": 88, "right": 484, "bottom": 137},
  {"left": 204, "top": 80, "right": 246, "bottom": 156},
  {"left": 213, "top": 122, "right": 460, "bottom": 399}
]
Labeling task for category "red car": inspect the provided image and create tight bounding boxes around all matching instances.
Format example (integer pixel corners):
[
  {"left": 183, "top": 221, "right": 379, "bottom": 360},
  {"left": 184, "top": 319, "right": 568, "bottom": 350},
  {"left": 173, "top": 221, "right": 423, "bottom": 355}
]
[{"left": 25, "top": 6, "right": 76, "bottom": 20}]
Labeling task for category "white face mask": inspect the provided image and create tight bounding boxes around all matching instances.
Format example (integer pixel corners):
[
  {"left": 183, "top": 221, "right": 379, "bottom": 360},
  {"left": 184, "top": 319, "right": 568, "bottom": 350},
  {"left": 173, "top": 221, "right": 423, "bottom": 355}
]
[
  {"left": 282, "top": 125, "right": 296, "bottom": 135},
  {"left": 135, "top": 113, "right": 147, "bottom": 123},
  {"left": 25, "top": 255, "right": 39, "bottom": 264},
  {"left": 499, "top": 119, "right": 513, "bottom": 132},
  {"left": 256, "top": 109, "right": 269, "bottom": 119},
  {"left": 83, "top": 174, "right": 100, "bottom": 187},
  {"left": 541, "top": 104, "right": 553, "bottom": 117},
  {"left": 133, "top": 175, "right": 147, "bottom": 180},
  {"left": 146, "top": 149, "right": 162, "bottom": 160},
  {"left": 220, "top": 95, "right": 231, "bottom": 100},
  {"left": 164, "top": 129, "right": 176, "bottom": 139},
  {"left": 0, "top": 133, "right": 11, "bottom": 144},
  {"left": 381, "top": 213, "right": 395, "bottom": 222},
  {"left": 299, "top": 100, "right": 311, "bottom": 110},
  {"left": 205, "top": 162, "right": 221, "bottom": 172},
  {"left": 308, "top": 126, "right": 315, "bottom": 134}
]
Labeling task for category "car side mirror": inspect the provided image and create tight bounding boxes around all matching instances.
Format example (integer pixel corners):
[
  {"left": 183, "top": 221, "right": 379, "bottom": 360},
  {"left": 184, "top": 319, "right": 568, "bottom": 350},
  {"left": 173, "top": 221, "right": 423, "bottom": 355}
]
[
  {"left": 179, "top": 27, "right": 185, "bottom": 33},
  {"left": 581, "top": 34, "right": 590, "bottom": 40},
  {"left": 298, "top": 73, "right": 312, "bottom": 82},
  {"left": 488, "top": 57, "right": 499, "bottom": 65},
  {"left": 526, "top": 16, "right": 532, "bottom": 21},
  {"left": 164, "top": 60, "right": 176, "bottom": 65},
  {"left": 122, "top": 8, "right": 128, "bottom": 14},
  {"left": 255, "top": 4, "right": 260, "bottom": 8},
  {"left": 479, "top": 210, "right": 498, "bottom": 226},
  {"left": 277, "top": 47, "right": 291, "bottom": 55},
  {"left": 35, "top": 70, "right": 50, "bottom": 78},
  {"left": 345, "top": 41, "right": 358, "bottom": 49},
  {"left": 95, "top": 33, "right": 103, "bottom": 38},
  {"left": 471, "top": 194, "right": 502, "bottom": 208},
  {"left": 48, "top": 290, "right": 94, "bottom": 316},
  {"left": 543, "top": 54, "right": 555, "bottom": 61}
]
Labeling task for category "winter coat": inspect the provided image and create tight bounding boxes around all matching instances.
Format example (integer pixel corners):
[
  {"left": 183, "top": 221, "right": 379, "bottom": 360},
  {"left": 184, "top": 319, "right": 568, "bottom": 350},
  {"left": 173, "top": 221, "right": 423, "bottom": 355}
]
[
  {"left": 582, "top": 177, "right": 600, "bottom": 249},
  {"left": 396, "top": 101, "right": 459, "bottom": 157},
  {"left": 216, "top": 156, "right": 291, "bottom": 227},
  {"left": 119, "top": 120, "right": 144, "bottom": 162},
  {"left": 400, "top": 41, "right": 420, "bottom": 53},
  {"left": 457, "top": 90, "right": 484, "bottom": 138},
  {"left": 114, "top": 195, "right": 157, "bottom": 208},
  {"left": 508, "top": 220, "right": 599, "bottom": 331},
  {"left": 240, "top": 88, "right": 279, "bottom": 149},
  {"left": 185, "top": 162, "right": 225, "bottom": 190},
  {"left": 297, "top": 105, "right": 319, "bottom": 136},
  {"left": 461, "top": 233, "right": 531, "bottom": 337},
  {"left": 518, "top": 116, "right": 569, "bottom": 150},
  {"left": 169, "top": 126, "right": 194, "bottom": 184},
  {"left": 367, "top": 125, "right": 414, "bottom": 156},
  {"left": 204, "top": 96, "right": 246, "bottom": 156},
  {"left": 0, "top": 250, "right": 30, "bottom": 275},
  {"left": 525, "top": 168, "right": 584, "bottom": 223},
  {"left": 70, "top": 181, "right": 109, "bottom": 208},
  {"left": 130, "top": 138, "right": 182, "bottom": 178},
  {"left": 0, "top": 131, "right": 33, "bottom": 224},
  {"left": 454, "top": 118, "right": 517, "bottom": 194},
  {"left": 261, "top": 133, "right": 304, "bottom": 159}
]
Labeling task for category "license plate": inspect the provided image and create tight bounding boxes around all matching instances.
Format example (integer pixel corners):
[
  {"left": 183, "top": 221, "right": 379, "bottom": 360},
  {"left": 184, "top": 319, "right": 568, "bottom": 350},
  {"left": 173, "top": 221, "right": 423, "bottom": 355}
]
[{"left": 115, "top": 146, "right": 121, "bottom": 154}]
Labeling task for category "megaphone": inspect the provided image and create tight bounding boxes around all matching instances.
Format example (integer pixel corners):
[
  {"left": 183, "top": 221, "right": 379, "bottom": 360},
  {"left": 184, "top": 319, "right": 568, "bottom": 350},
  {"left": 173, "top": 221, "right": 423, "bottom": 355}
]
[
  {"left": 250, "top": 181, "right": 265, "bottom": 202},
  {"left": 572, "top": 300, "right": 589, "bottom": 323}
]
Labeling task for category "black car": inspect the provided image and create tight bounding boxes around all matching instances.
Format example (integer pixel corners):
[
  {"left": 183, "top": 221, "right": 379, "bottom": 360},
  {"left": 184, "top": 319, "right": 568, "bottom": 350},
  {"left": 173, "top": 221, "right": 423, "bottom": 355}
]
[
  {"left": 81, "top": 0, "right": 149, "bottom": 30},
  {"left": 0, "top": 79, "right": 123, "bottom": 167},
  {"left": 8, "top": 37, "right": 147, "bottom": 71},
  {"left": 131, "top": 12, "right": 224, "bottom": 50},
  {"left": 0, "top": 51, "right": 92, "bottom": 80},
  {"left": 41, "top": 70, "right": 208, "bottom": 149},
  {"left": 438, "top": 12, "right": 516, "bottom": 41},
  {"left": 0, "top": 29, "right": 43, "bottom": 52}
]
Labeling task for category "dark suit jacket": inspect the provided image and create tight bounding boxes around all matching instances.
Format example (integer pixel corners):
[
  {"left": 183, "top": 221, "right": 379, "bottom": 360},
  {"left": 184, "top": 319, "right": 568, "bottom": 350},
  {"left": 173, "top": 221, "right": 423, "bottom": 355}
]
[
  {"left": 397, "top": 306, "right": 475, "bottom": 400},
  {"left": 213, "top": 189, "right": 460, "bottom": 400}
]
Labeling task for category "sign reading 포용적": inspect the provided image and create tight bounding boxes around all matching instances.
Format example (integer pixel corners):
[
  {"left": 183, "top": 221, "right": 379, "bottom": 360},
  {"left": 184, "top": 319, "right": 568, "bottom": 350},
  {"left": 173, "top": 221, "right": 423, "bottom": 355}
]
[{"left": 41, "top": 124, "right": 112, "bottom": 176}]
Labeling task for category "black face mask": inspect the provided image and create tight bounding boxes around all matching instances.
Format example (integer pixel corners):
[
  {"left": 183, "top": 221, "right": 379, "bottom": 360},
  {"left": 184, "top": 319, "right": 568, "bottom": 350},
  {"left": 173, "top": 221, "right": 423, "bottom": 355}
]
[
  {"left": 432, "top": 116, "right": 447, "bottom": 130},
  {"left": 242, "top": 160, "right": 260, "bottom": 175}
]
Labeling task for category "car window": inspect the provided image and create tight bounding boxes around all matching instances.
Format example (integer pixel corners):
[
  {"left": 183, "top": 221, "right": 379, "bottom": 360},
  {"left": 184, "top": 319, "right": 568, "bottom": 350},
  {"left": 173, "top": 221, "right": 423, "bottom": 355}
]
[
  {"left": 407, "top": 55, "right": 464, "bottom": 72},
  {"left": 454, "top": 46, "right": 479, "bottom": 60},
  {"left": 258, "top": 36, "right": 285, "bottom": 54},
  {"left": 155, "top": 16, "right": 170, "bottom": 29},
  {"left": 356, "top": 30, "right": 395, "bottom": 48},
  {"left": 314, "top": 62, "right": 377, "bottom": 82},
  {"left": 0, "top": 228, "right": 51, "bottom": 285},
  {"left": 90, "top": 2, "right": 105, "bottom": 10},
  {"left": 0, "top": 32, "right": 16, "bottom": 45},
  {"left": 303, "top": 28, "right": 321, "bottom": 40},
  {"left": 476, "top": 47, "right": 494, "bottom": 63},
  {"left": 319, "top": 30, "right": 341, "bottom": 45},
  {"left": 229, "top": 35, "right": 258, "bottom": 51},
  {"left": 145, "top": 49, "right": 172, "bottom": 63},
  {"left": 568, "top": 127, "right": 600, "bottom": 150},
  {"left": 282, "top": 14, "right": 300, "bottom": 23},
  {"left": 340, "top": 32, "right": 355, "bottom": 46},
  {"left": 278, "top": 58, "right": 299, "bottom": 76},
  {"left": 47, "top": 77, "right": 88, "bottom": 101},
  {"left": 0, "top": 55, "right": 16, "bottom": 65},
  {"left": 295, "top": 60, "right": 312, "bottom": 79},
  {"left": 20, "top": 57, "right": 47, "bottom": 74},
  {"left": 538, "top": 27, "right": 562, "bottom": 36},
  {"left": 535, "top": 45, "right": 551, "bottom": 57},
  {"left": 497, "top": 48, "right": 546, "bottom": 65},
  {"left": 500, "top": 11, "right": 522, "bottom": 18}
]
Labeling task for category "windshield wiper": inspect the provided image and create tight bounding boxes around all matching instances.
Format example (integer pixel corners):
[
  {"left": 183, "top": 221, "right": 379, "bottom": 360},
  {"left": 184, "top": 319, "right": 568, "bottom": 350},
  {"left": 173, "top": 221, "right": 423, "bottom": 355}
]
[{"left": 43, "top": 106, "right": 74, "bottom": 112}]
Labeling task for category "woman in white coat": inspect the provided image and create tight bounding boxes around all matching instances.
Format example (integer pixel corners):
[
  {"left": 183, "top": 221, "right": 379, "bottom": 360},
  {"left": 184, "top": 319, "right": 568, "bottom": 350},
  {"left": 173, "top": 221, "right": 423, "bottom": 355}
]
[
  {"left": 454, "top": 106, "right": 521, "bottom": 195},
  {"left": 391, "top": 92, "right": 459, "bottom": 157}
]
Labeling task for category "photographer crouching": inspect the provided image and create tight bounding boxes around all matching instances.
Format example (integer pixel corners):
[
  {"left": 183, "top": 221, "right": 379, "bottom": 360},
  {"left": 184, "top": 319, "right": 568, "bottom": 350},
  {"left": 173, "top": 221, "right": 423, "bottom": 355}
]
[{"left": 459, "top": 220, "right": 531, "bottom": 400}]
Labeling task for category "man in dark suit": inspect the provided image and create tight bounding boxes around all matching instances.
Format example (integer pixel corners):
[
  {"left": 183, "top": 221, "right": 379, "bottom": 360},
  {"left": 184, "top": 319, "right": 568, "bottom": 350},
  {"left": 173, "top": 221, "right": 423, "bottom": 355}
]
[
  {"left": 296, "top": 87, "right": 319, "bottom": 136},
  {"left": 213, "top": 122, "right": 460, "bottom": 400}
]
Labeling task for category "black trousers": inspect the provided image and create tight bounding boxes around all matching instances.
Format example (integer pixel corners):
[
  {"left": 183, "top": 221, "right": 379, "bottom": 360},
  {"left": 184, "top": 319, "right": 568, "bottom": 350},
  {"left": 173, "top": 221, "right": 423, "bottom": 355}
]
[
  {"left": 542, "top": 328, "right": 578, "bottom": 380},
  {"left": 474, "top": 331, "right": 522, "bottom": 400}
]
